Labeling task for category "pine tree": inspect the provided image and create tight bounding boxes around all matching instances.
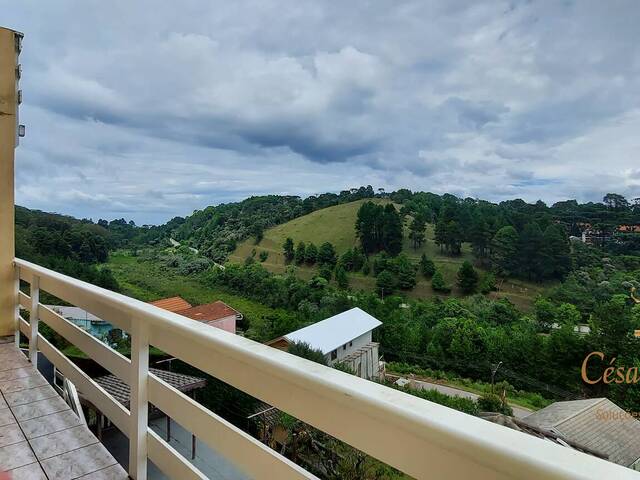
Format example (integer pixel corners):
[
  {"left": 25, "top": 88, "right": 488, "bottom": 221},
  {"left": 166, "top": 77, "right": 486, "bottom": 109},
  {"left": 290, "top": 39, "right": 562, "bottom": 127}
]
[
  {"left": 490, "top": 226, "right": 519, "bottom": 277},
  {"left": 541, "top": 224, "right": 571, "bottom": 279},
  {"left": 335, "top": 265, "right": 349, "bottom": 289},
  {"left": 395, "top": 254, "right": 417, "bottom": 290},
  {"left": 408, "top": 217, "right": 426, "bottom": 249},
  {"left": 317, "top": 242, "right": 337, "bottom": 266},
  {"left": 457, "top": 261, "right": 479, "bottom": 294},
  {"left": 283, "top": 237, "right": 294, "bottom": 263},
  {"left": 519, "top": 223, "right": 545, "bottom": 280},
  {"left": 294, "top": 241, "right": 306, "bottom": 265},
  {"left": 419, "top": 253, "right": 436, "bottom": 278},
  {"left": 305, "top": 243, "right": 318, "bottom": 264},
  {"left": 376, "top": 270, "right": 396, "bottom": 297},
  {"left": 431, "top": 270, "right": 450, "bottom": 293},
  {"left": 382, "top": 204, "right": 403, "bottom": 256}
]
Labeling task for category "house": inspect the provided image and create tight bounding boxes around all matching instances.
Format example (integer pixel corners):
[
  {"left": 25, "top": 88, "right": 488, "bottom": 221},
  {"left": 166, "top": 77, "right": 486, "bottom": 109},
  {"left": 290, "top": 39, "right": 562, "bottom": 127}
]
[
  {"left": 521, "top": 398, "right": 640, "bottom": 470},
  {"left": 149, "top": 297, "right": 241, "bottom": 334},
  {"left": 267, "top": 307, "right": 382, "bottom": 379},
  {"left": 617, "top": 224, "right": 640, "bottom": 234}
]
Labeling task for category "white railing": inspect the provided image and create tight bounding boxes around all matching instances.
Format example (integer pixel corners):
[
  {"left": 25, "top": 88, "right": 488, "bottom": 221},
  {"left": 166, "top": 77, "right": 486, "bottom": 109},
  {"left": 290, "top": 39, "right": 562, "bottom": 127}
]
[{"left": 11, "top": 258, "right": 640, "bottom": 480}]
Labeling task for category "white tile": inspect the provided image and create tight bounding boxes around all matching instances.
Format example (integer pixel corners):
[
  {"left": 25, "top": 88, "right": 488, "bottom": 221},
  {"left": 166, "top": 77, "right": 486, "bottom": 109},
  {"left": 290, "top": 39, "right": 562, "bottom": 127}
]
[
  {"left": 12, "top": 395, "right": 69, "bottom": 421},
  {"left": 8, "top": 461, "right": 48, "bottom": 480},
  {"left": 4, "top": 384, "right": 58, "bottom": 407},
  {"left": 0, "top": 440, "right": 37, "bottom": 471},
  {"left": 0, "top": 408, "right": 16, "bottom": 427},
  {"left": 20, "top": 409, "right": 83, "bottom": 439},
  {"left": 0, "top": 423, "right": 25, "bottom": 447},
  {"left": 0, "top": 374, "right": 49, "bottom": 393},
  {"left": 30, "top": 425, "right": 98, "bottom": 460},
  {"left": 0, "top": 366, "right": 38, "bottom": 382},
  {"left": 41, "top": 442, "right": 117, "bottom": 480},
  {"left": 76, "top": 463, "right": 129, "bottom": 479}
]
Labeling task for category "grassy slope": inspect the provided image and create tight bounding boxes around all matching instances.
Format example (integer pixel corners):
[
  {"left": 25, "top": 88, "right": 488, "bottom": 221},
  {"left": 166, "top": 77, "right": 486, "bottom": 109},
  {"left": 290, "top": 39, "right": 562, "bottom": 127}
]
[
  {"left": 106, "top": 253, "right": 293, "bottom": 340},
  {"left": 231, "top": 199, "right": 547, "bottom": 309}
]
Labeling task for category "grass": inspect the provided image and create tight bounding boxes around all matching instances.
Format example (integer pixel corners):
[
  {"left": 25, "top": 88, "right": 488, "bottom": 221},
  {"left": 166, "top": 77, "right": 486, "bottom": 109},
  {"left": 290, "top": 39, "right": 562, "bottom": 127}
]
[
  {"left": 106, "top": 253, "right": 295, "bottom": 341},
  {"left": 230, "top": 200, "right": 547, "bottom": 309}
]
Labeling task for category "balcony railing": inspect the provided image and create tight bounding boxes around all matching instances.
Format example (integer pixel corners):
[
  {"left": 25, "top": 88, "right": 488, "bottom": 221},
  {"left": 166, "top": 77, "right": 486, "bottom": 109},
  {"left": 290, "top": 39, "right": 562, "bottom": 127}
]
[{"left": 10, "top": 257, "right": 640, "bottom": 480}]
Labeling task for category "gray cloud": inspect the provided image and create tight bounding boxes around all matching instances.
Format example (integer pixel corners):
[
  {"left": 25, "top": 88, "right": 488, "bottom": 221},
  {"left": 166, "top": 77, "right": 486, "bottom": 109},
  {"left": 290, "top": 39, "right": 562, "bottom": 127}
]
[{"left": 2, "top": 0, "right": 640, "bottom": 223}]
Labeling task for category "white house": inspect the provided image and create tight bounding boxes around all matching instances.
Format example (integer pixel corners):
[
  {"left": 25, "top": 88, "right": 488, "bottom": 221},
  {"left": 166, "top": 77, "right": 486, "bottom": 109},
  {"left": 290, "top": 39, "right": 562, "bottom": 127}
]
[{"left": 267, "top": 307, "right": 382, "bottom": 380}]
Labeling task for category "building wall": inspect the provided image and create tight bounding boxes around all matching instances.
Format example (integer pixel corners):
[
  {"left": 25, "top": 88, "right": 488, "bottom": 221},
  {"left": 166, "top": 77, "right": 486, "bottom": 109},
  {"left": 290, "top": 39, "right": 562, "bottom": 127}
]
[
  {"left": 207, "top": 314, "right": 236, "bottom": 334},
  {"left": 326, "top": 331, "right": 372, "bottom": 364}
]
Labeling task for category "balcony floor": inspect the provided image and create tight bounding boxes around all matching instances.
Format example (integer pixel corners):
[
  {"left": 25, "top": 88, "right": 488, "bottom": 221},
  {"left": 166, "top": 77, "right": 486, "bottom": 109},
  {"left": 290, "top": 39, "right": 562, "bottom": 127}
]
[{"left": 0, "top": 338, "right": 128, "bottom": 479}]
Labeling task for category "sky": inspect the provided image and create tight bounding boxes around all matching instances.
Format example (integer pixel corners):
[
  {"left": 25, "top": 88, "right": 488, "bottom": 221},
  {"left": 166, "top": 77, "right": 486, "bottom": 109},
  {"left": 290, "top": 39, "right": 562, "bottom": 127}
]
[{"left": 3, "top": 1, "right": 640, "bottom": 224}]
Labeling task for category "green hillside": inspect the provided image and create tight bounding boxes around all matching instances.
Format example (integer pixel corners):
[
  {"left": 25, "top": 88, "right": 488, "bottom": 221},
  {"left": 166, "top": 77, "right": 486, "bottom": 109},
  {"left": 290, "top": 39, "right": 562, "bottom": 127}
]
[{"left": 230, "top": 199, "right": 546, "bottom": 308}]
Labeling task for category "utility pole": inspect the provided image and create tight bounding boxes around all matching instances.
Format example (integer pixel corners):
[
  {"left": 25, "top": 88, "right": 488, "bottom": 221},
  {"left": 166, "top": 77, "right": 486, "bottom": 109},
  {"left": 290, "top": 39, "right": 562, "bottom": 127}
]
[
  {"left": 0, "top": 26, "right": 23, "bottom": 337},
  {"left": 490, "top": 361, "right": 503, "bottom": 394}
]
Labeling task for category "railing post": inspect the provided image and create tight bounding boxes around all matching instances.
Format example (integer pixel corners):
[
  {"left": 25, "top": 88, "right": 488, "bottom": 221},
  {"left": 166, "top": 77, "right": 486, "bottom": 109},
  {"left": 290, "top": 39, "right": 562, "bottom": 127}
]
[
  {"left": 129, "top": 319, "right": 149, "bottom": 480},
  {"left": 13, "top": 264, "right": 19, "bottom": 348},
  {"left": 29, "top": 275, "right": 39, "bottom": 364}
]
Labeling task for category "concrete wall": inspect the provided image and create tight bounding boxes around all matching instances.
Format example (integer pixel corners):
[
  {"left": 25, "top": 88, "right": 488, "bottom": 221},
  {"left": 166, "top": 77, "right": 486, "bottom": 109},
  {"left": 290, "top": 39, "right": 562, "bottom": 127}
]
[
  {"left": 326, "top": 330, "right": 372, "bottom": 363},
  {"left": 0, "top": 27, "right": 18, "bottom": 336}
]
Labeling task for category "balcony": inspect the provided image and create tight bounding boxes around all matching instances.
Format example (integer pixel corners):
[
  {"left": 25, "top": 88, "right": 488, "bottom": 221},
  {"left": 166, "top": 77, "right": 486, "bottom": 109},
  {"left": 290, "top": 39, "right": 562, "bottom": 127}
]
[
  {"left": 0, "top": 259, "right": 637, "bottom": 479},
  {"left": 1, "top": 25, "right": 639, "bottom": 480}
]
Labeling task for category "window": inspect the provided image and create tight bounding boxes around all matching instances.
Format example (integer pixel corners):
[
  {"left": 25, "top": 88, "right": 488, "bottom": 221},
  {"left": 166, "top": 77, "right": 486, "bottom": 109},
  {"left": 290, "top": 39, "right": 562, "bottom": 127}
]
[
  {"left": 331, "top": 350, "right": 337, "bottom": 361},
  {"left": 343, "top": 345, "right": 346, "bottom": 351},
  {"left": 349, "top": 341, "right": 352, "bottom": 347}
]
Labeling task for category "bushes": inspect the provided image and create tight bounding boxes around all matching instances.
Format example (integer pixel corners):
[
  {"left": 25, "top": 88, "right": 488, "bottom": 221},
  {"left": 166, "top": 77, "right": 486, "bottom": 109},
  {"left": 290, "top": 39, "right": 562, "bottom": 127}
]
[
  {"left": 431, "top": 270, "right": 450, "bottom": 293},
  {"left": 478, "top": 393, "right": 513, "bottom": 415}
]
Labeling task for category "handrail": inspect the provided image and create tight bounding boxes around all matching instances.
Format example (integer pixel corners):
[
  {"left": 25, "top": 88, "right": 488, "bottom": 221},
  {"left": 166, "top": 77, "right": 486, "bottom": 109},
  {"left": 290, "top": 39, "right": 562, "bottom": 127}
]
[{"left": 13, "top": 258, "right": 640, "bottom": 480}]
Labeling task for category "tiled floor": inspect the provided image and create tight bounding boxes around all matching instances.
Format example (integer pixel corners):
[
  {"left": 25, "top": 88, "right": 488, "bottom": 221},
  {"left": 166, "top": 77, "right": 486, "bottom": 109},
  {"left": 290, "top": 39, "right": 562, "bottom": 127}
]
[{"left": 0, "top": 338, "right": 128, "bottom": 479}]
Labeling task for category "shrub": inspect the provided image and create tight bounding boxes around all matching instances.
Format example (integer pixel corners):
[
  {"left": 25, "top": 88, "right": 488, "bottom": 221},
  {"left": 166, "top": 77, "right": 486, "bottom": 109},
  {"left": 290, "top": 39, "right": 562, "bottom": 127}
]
[{"left": 478, "top": 393, "right": 513, "bottom": 415}]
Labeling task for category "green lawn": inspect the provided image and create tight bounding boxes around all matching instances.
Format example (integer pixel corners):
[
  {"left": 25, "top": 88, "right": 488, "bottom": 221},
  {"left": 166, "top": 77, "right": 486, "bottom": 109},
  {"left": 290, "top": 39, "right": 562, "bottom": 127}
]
[{"left": 229, "top": 200, "right": 547, "bottom": 309}]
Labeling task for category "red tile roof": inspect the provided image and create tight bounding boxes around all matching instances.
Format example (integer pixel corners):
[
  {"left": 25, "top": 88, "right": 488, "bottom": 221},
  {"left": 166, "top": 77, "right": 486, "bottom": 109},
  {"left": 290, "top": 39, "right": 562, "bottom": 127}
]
[
  {"left": 177, "top": 301, "right": 239, "bottom": 323},
  {"left": 149, "top": 296, "right": 193, "bottom": 313}
]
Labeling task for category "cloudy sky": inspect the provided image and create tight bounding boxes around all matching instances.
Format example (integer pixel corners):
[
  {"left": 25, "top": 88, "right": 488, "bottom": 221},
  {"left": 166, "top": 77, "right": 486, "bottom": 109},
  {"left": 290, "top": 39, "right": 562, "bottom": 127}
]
[{"left": 3, "top": 1, "right": 640, "bottom": 224}]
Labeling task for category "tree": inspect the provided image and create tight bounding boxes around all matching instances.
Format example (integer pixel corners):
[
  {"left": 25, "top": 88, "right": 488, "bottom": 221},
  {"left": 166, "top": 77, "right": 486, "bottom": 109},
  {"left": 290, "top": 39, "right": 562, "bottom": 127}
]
[
  {"left": 434, "top": 220, "right": 446, "bottom": 252},
  {"left": 376, "top": 270, "right": 396, "bottom": 297},
  {"left": 457, "top": 261, "right": 479, "bottom": 294},
  {"left": 295, "top": 241, "right": 306, "bottom": 265},
  {"left": 305, "top": 243, "right": 318, "bottom": 264},
  {"left": 519, "top": 223, "right": 545, "bottom": 280},
  {"left": 419, "top": 253, "right": 436, "bottom": 278},
  {"left": 335, "top": 265, "right": 349, "bottom": 289},
  {"left": 382, "top": 204, "right": 403, "bottom": 256},
  {"left": 445, "top": 221, "right": 463, "bottom": 255},
  {"left": 478, "top": 272, "right": 496, "bottom": 294},
  {"left": 288, "top": 341, "right": 328, "bottom": 365},
  {"left": 603, "top": 193, "right": 629, "bottom": 211},
  {"left": 355, "top": 201, "right": 384, "bottom": 254},
  {"left": 470, "top": 216, "right": 492, "bottom": 259},
  {"left": 318, "top": 264, "right": 333, "bottom": 281},
  {"left": 541, "top": 224, "right": 571, "bottom": 279},
  {"left": 431, "top": 270, "right": 450, "bottom": 293},
  {"left": 408, "top": 217, "right": 426, "bottom": 249},
  {"left": 317, "top": 242, "right": 337, "bottom": 266},
  {"left": 490, "top": 226, "right": 519, "bottom": 276},
  {"left": 283, "top": 237, "right": 295, "bottom": 263},
  {"left": 395, "top": 254, "right": 417, "bottom": 290}
]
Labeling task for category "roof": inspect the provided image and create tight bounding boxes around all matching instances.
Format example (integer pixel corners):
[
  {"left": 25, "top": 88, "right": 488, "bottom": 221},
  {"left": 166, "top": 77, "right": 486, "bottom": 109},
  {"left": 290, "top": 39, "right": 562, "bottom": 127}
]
[
  {"left": 94, "top": 368, "right": 206, "bottom": 408},
  {"left": 522, "top": 398, "right": 640, "bottom": 467},
  {"left": 283, "top": 307, "right": 382, "bottom": 354},
  {"left": 47, "top": 305, "right": 103, "bottom": 323},
  {"left": 480, "top": 413, "right": 608, "bottom": 460},
  {"left": 148, "top": 296, "right": 193, "bottom": 312},
  {"left": 177, "top": 301, "right": 240, "bottom": 323}
]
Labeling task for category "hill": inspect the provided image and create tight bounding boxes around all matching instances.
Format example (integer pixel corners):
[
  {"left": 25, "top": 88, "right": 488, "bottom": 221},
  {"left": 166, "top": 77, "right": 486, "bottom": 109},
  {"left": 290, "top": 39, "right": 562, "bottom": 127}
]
[{"left": 230, "top": 200, "right": 546, "bottom": 308}]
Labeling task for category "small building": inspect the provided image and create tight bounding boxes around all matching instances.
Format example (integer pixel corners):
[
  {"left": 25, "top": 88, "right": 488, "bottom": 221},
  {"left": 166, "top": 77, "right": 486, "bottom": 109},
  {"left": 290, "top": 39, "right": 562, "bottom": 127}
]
[
  {"left": 267, "top": 307, "right": 382, "bottom": 380},
  {"left": 521, "top": 398, "right": 640, "bottom": 470},
  {"left": 149, "top": 297, "right": 241, "bottom": 334},
  {"left": 48, "top": 305, "right": 122, "bottom": 340},
  {"left": 617, "top": 224, "right": 640, "bottom": 234}
]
